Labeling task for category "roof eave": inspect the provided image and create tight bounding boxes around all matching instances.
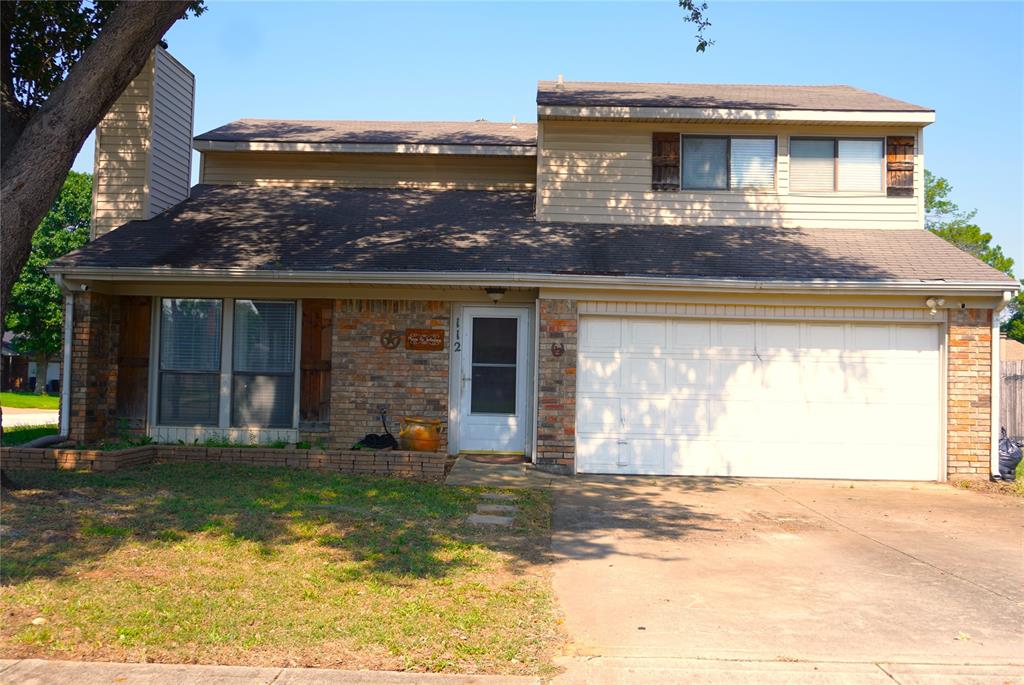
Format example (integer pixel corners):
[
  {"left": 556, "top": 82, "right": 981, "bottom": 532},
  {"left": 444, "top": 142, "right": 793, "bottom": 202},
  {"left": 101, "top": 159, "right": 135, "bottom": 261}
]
[
  {"left": 46, "top": 265, "right": 1016, "bottom": 298},
  {"left": 192, "top": 139, "right": 537, "bottom": 156},
  {"left": 537, "top": 104, "right": 935, "bottom": 126}
]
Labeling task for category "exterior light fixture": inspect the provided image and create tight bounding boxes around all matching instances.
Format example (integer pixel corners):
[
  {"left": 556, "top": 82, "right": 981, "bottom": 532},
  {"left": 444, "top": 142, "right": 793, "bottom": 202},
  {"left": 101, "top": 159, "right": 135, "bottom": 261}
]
[
  {"left": 925, "top": 297, "right": 945, "bottom": 315},
  {"left": 485, "top": 287, "right": 507, "bottom": 304}
]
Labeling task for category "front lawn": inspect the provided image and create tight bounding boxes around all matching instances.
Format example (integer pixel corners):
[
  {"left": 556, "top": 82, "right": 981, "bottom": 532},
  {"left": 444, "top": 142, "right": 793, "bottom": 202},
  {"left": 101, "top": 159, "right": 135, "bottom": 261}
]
[
  {"left": 1, "top": 424, "right": 59, "bottom": 446},
  {"left": 0, "top": 463, "right": 559, "bottom": 674},
  {"left": 0, "top": 392, "right": 60, "bottom": 410}
]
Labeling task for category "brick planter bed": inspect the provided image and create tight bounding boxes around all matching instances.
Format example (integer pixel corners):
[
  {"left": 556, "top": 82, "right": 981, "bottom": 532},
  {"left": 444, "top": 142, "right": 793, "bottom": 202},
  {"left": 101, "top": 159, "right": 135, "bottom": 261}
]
[{"left": 0, "top": 445, "right": 446, "bottom": 481}]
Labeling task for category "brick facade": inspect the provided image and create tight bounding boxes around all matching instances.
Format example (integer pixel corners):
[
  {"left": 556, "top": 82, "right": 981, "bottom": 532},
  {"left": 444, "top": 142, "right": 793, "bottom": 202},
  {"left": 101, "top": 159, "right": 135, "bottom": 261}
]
[
  {"left": 0, "top": 445, "right": 446, "bottom": 481},
  {"left": 535, "top": 298, "right": 577, "bottom": 473},
  {"left": 68, "top": 292, "right": 121, "bottom": 444},
  {"left": 947, "top": 308, "right": 993, "bottom": 478},
  {"left": 329, "top": 299, "right": 450, "bottom": 450}
]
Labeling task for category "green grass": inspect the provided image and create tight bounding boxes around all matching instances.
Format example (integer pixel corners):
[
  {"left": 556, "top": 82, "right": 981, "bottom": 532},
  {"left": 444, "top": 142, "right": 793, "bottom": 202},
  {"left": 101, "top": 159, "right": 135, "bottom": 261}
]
[
  {"left": 0, "top": 463, "right": 559, "bottom": 673},
  {"left": 1, "top": 424, "right": 59, "bottom": 446},
  {"left": 0, "top": 392, "right": 59, "bottom": 410}
]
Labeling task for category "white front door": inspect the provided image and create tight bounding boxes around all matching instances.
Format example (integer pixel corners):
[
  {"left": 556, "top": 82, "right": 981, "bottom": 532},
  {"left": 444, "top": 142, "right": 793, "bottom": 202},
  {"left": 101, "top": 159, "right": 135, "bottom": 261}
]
[{"left": 456, "top": 307, "right": 530, "bottom": 453}]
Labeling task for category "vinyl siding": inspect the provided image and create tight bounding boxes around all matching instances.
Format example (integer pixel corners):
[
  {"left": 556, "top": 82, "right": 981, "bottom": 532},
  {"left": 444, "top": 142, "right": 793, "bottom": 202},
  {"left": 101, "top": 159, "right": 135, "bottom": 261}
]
[
  {"left": 91, "top": 47, "right": 194, "bottom": 237},
  {"left": 149, "top": 49, "right": 195, "bottom": 215},
  {"left": 91, "top": 54, "right": 154, "bottom": 237},
  {"left": 537, "top": 120, "right": 924, "bottom": 229},
  {"left": 200, "top": 151, "right": 536, "bottom": 190}
]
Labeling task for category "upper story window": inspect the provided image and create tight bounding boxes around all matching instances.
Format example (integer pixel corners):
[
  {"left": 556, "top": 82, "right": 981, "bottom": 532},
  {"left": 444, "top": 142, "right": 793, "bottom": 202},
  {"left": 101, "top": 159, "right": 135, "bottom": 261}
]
[
  {"left": 790, "top": 138, "right": 888, "bottom": 193},
  {"left": 652, "top": 134, "right": 776, "bottom": 191}
]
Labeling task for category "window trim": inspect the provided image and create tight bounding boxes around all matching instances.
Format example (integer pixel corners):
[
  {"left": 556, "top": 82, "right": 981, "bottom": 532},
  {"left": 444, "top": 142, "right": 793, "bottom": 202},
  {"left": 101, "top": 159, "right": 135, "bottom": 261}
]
[
  {"left": 789, "top": 136, "right": 886, "bottom": 194},
  {"left": 669, "top": 133, "right": 779, "bottom": 192}
]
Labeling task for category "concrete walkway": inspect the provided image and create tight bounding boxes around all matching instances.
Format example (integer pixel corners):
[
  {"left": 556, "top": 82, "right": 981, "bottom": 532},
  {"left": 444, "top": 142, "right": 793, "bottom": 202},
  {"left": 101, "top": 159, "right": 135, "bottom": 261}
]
[
  {"left": 3, "top": 657, "right": 1020, "bottom": 684},
  {"left": 444, "top": 457, "right": 565, "bottom": 488}
]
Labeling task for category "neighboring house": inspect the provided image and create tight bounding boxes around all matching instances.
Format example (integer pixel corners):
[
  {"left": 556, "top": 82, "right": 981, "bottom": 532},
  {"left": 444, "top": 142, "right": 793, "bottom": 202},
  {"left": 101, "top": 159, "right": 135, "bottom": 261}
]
[
  {"left": 2, "top": 334, "right": 29, "bottom": 392},
  {"left": 47, "top": 47, "right": 1018, "bottom": 481},
  {"left": 1, "top": 332, "right": 59, "bottom": 393}
]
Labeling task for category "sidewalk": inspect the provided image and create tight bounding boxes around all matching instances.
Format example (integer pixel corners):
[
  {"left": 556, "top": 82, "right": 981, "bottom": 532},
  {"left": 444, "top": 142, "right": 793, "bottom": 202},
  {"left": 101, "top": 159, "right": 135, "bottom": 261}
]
[
  {"left": 0, "top": 407, "right": 58, "bottom": 429},
  {"left": 0, "top": 659, "right": 535, "bottom": 684},
  {"left": 2, "top": 657, "right": 1020, "bottom": 684}
]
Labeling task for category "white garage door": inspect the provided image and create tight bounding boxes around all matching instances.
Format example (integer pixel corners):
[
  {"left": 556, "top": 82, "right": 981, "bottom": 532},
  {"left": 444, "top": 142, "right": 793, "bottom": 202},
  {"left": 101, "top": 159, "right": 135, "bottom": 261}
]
[{"left": 576, "top": 316, "right": 942, "bottom": 480}]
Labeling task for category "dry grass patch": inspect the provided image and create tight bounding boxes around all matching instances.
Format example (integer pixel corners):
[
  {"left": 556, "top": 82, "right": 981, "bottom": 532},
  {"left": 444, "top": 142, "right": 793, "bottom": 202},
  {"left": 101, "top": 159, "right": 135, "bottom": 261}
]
[{"left": 0, "top": 463, "right": 560, "bottom": 674}]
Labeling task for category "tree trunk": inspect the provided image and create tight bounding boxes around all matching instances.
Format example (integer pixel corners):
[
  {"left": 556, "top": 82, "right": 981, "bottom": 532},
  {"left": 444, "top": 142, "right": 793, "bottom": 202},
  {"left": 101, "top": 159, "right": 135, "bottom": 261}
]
[
  {"left": 0, "top": 1, "right": 192, "bottom": 328},
  {"left": 34, "top": 354, "right": 49, "bottom": 394}
]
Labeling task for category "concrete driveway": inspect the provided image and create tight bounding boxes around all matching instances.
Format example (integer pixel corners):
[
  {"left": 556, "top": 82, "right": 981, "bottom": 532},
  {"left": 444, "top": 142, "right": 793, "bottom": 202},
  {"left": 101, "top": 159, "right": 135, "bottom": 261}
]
[{"left": 550, "top": 477, "right": 1023, "bottom": 667}]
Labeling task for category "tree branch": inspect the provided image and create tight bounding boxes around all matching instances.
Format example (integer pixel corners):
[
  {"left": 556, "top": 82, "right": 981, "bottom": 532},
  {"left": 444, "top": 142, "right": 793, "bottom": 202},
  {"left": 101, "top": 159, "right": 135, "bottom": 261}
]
[{"left": 1, "top": 1, "right": 191, "bottom": 321}]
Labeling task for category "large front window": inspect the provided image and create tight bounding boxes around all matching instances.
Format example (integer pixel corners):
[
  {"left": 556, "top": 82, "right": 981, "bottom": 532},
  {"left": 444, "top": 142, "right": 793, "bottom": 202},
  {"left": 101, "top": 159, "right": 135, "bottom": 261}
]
[
  {"left": 156, "top": 297, "right": 298, "bottom": 429},
  {"left": 232, "top": 300, "right": 296, "bottom": 428},
  {"left": 158, "top": 298, "right": 222, "bottom": 426}
]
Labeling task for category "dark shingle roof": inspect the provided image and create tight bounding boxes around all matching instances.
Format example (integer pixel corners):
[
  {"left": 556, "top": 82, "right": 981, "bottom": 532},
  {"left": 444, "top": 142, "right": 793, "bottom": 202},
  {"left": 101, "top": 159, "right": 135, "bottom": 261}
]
[
  {"left": 537, "top": 81, "right": 932, "bottom": 112},
  {"left": 195, "top": 119, "right": 537, "bottom": 147},
  {"left": 52, "top": 186, "right": 1011, "bottom": 286}
]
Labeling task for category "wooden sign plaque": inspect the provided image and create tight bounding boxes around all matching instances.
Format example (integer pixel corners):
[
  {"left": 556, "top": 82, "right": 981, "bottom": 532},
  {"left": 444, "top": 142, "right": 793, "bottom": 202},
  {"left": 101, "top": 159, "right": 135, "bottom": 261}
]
[{"left": 405, "top": 328, "right": 445, "bottom": 351}]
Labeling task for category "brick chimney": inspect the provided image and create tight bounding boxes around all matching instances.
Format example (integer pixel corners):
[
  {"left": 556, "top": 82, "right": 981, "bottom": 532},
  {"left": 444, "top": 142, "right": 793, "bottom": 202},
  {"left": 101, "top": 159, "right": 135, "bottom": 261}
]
[{"left": 90, "top": 46, "right": 195, "bottom": 238}]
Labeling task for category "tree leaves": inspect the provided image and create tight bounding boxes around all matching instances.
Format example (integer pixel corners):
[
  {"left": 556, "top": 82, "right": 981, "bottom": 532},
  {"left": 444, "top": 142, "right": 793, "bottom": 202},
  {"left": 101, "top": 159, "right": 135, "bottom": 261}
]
[
  {"left": 2, "top": 1, "right": 205, "bottom": 110},
  {"left": 925, "top": 169, "right": 1023, "bottom": 342},
  {"left": 4, "top": 171, "right": 92, "bottom": 361},
  {"left": 679, "top": 0, "right": 713, "bottom": 52}
]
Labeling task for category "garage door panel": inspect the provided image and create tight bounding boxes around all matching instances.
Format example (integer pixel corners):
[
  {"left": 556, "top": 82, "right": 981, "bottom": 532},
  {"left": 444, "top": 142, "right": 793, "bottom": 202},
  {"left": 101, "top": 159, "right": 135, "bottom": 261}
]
[
  {"left": 716, "top": 321, "right": 757, "bottom": 349},
  {"left": 761, "top": 322, "right": 802, "bottom": 350},
  {"left": 577, "top": 316, "right": 942, "bottom": 480},
  {"left": 577, "top": 397, "right": 621, "bottom": 433},
  {"left": 803, "top": 323, "right": 845, "bottom": 351},
  {"left": 894, "top": 326, "right": 939, "bottom": 354},
  {"left": 710, "top": 360, "right": 762, "bottom": 397},
  {"left": 670, "top": 320, "right": 712, "bottom": 350},
  {"left": 621, "top": 397, "right": 667, "bottom": 433},
  {"left": 581, "top": 317, "right": 622, "bottom": 350},
  {"left": 669, "top": 359, "right": 711, "bottom": 392},
  {"left": 579, "top": 353, "right": 621, "bottom": 393},
  {"left": 577, "top": 436, "right": 623, "bottom": 469},
  {"left": 667, "top": 398, "right": 709, "bottom": 436},
  {"left": 622, "top": 439, "right": 666, "bottom": 473},
  {"left": 625, "top": 357, "right": 667, "bottom": 393},
  {"left": 626, "top": 319, "right": 667, "bottom": 352}
]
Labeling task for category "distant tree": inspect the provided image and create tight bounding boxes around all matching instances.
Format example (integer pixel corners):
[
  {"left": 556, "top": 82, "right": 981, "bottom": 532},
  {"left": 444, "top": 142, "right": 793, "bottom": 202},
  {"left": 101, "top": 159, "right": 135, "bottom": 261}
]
[
  {"left": 4, "top": 172, "right": 92, "bottom": 392},
  {"left": 925, "top": 170, "right": 1022, "bottom": 341}
]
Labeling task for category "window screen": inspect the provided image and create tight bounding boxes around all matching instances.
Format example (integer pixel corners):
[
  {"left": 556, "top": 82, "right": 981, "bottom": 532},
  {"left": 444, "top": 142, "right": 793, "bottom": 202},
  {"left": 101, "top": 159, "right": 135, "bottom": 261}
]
[
  {"left": 232, "top": 300, "right": 296, "bottom": 428},
  {"left": 158, "top": 298, "right": 222, "bottom": 426},
  {"left": 730, "top": 138, "right": 776, "bottom": 189},
  {"left": 790, "top": 139, "right": 835, "bottom": 191},
  {"left": 682, "top": 137, "right": 728, "bottom": 190},
  {"left": 838, "top": 139, "right": 884, "bottom": 192}
]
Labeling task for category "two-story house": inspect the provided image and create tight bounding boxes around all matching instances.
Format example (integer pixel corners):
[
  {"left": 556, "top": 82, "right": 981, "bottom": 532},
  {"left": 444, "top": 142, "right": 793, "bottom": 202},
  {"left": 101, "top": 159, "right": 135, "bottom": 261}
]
[{"left": 48, "top": 47, "right": 1017, "bottom": 481}]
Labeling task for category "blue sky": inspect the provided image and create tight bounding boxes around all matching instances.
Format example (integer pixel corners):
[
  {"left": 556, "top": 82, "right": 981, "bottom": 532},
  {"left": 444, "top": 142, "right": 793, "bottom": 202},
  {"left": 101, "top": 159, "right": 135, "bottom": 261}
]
[{"left": 73, "top": 1, "right": 1024, "bottom": 268}]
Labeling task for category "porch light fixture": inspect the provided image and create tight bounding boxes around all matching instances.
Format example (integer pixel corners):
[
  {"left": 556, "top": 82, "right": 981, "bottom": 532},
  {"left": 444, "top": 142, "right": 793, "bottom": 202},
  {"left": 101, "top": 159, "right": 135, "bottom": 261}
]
[{"left": 485, "top": 287, "right": 507, "bottom": 304}]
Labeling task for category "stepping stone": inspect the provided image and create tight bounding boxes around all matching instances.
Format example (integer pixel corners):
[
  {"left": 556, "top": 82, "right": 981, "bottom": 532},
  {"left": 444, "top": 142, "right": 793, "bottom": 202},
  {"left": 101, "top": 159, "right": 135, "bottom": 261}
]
[
  {"left": 468, "top": 513, "right": 514, "bottom": 527},
  {"left": 481, "top": 492, "right": 517, "bottom": 501},
  {"left": 478, "top": 503, "right": 518, "bottom": 515}
]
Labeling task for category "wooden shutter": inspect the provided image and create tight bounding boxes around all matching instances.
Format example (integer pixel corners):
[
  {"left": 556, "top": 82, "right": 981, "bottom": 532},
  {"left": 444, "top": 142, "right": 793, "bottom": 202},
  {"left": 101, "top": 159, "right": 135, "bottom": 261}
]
[
  {"left": 116, "top": 296, "right": 152, "bottom": 426},
  {"left": 299, "top": 299, "right": 332, "bottom": 430},
  {"left": 652, "top": 133, "right": 680, "bottom": 191},
  {"left": 886, "top": 136, "right": 915, "bottom": 197}
]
